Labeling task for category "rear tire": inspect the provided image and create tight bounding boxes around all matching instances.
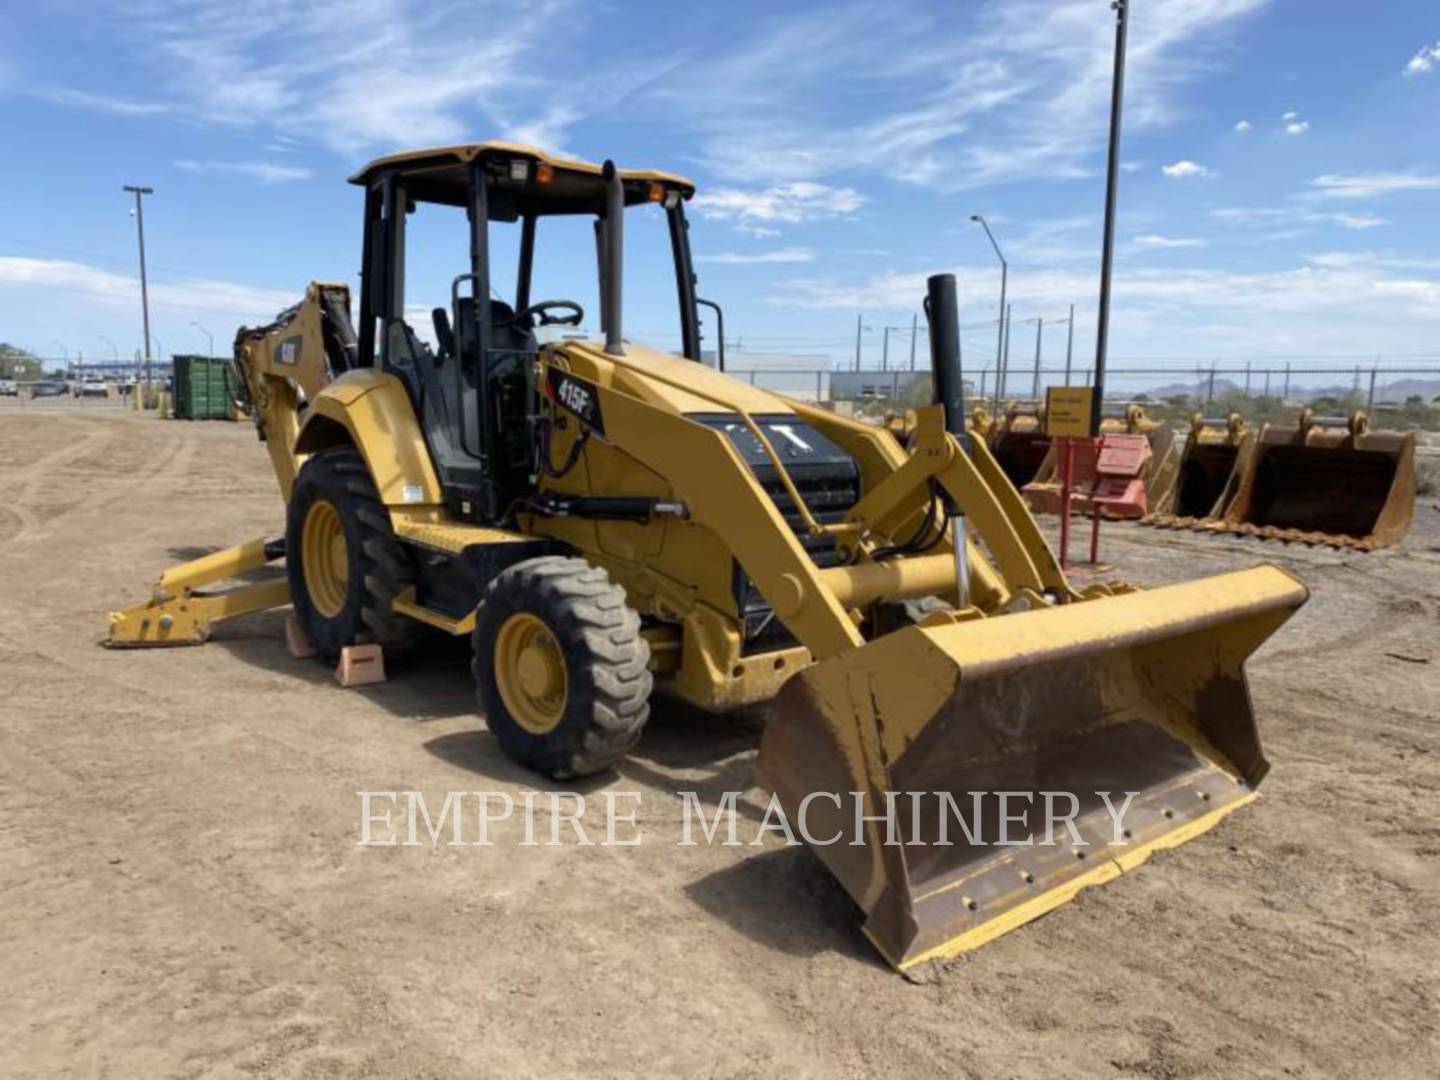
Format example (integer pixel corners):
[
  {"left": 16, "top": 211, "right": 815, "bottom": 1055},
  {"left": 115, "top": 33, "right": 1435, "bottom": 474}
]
[
  {"left": 286, "top": 446, "right": 425, "bottom": 663},
  {"left": 473, "top": 556, "right": 652, "bottom": 780}
]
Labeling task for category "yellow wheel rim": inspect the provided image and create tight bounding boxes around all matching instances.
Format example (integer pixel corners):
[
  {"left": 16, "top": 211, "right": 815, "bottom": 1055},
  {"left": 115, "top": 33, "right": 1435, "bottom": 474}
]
[
  {"left": 301, "top": 499, "right": 349, "bottom": 619},
  {"left": 494, "top": 612, "right": 568, "bottom": 735}
]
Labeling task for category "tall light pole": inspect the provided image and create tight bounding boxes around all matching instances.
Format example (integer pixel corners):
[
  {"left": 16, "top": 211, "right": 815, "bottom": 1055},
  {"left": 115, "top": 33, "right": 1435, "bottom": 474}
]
[
  {"left": 190, "top": 320, "right": 214, "bottom": 357},
  {"left": 1064, "top": 303, "right": 1075, "bottom": 385},
  {"left": 1001, "top": 303, "right": 1013, "bottom": 403},
  {"left": 1091, "top": 0, "right": 1128, "bottom": 437},
  {"left": 51, "top": 339, "right": 69, "bottom": 377},
  {"left": 971, "top": 214, "right": 1007, "bottom": 413},
  {"left": 99, "top": 335, "right": 119, "bottom": 362},
  {"left": 123, "top": 185, "right": 155, "bottom": 392},
  {"left": 908, "top": 312, "right": 918, "bottom": 371}
]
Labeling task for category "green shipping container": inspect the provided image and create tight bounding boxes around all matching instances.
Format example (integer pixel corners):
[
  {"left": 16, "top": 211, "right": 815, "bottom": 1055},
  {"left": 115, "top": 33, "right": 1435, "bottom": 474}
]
[{"left": 171, "top": 354, "right": 235, "bottom": 420}]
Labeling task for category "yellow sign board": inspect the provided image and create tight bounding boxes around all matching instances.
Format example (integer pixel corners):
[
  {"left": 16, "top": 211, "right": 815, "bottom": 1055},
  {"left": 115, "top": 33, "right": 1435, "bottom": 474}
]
[{"left": 1045, "top": 387, "right": 1095, "bottom": 437}]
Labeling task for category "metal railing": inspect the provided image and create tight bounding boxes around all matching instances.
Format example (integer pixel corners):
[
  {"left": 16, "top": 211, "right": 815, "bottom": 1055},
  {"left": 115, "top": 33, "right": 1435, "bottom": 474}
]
[{"left": 727, "top": 360, "right": 1440, "bottom": 414}]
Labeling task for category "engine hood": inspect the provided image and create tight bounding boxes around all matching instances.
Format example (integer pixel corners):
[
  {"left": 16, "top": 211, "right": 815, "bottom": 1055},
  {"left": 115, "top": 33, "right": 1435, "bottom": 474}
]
[{"left": 552, "top": 339, "right": 796, "bottom": 418}]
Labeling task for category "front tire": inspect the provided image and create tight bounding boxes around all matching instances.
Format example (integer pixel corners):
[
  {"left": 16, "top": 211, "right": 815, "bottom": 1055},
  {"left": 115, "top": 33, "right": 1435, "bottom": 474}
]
[
  {"left": 473, "top": 556, "right": 652, "bottom": 779},
  {"left": 286, "top": 447, "right": 424, "bottom": 663}
]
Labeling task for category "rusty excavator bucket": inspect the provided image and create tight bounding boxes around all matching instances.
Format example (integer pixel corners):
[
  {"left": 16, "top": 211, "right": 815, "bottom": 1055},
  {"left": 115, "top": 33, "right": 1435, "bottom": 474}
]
[
  {"left": 1142, "top": 413, "right": 1253, "bottom": 528},
  {"left": 757, "top": 276, "right": 1309, "bottom": 972},
  {"left": 759, "top": 565, "right": 1307, "bottom": 971},
  {"left": 1143, "top": 410, "right": 1415, "bottom": 550},
  {"left": 988, "top": 402, "right": 1051, "bottom": 490},
  {"left": 1218, "top": 411, "right": 1416, "bottom": 549}
]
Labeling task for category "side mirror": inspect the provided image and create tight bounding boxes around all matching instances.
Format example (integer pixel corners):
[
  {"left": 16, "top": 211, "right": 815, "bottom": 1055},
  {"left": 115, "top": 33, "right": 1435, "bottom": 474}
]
[{"left": 431, "top": 307, "right": 454, "bottom": 362}]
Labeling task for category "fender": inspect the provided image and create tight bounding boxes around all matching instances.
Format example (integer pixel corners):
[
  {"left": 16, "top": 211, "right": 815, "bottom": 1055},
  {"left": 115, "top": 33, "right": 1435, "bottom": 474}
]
[{"left": 294, "top": 369, "right": 443, "bottom": 507}]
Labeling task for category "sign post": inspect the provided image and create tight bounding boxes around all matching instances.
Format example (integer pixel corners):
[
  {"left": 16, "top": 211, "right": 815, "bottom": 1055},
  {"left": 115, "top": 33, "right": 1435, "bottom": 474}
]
[{"left": 1045, "top": 386, "right": 1096, "bottom": 570}]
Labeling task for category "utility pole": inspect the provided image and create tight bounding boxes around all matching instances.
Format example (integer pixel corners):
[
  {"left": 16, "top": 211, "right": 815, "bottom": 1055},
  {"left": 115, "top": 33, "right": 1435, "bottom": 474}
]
[
  {"left": 1064, "top": 303, "right": 1075, "bottom": 385},
  {"left": 854, "top": 313, "right": 862, "bottom": 371},
  {"left": 1283, "top": 361, "right": 1291, "bottom": 402},
  {"left": 1090, "top": 0, "right": 1128, "bottom": 436},
  {"left": 1032, "top": 317, "right": 1044, "bottom": 400},
  {"left": 51, "top": 340, "right": 69, "bottom": 379},
  {"left": 100, "top": 335, "right": 119, "bottom": 362},
  {"left": 124, "top": 185, "right": 155, "bottom": 395},
  {"left": 882, "top": 326, "right": 891, "bottom": 371},
  {"left": 908, "top": 312, "right": 918, "bottom": 371},
  {"left": 971, "top": 214, "right": 1007, "bottom": 413}
]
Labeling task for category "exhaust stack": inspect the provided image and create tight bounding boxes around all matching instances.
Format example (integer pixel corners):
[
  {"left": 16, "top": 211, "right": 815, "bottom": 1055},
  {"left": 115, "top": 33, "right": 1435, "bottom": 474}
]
[
  {"left": 926, "top": 273, "right": 967, "bottom": 448},
  {"left": 925, "top": 273, "right": 970, "bottom": 605},
  {"left": 602, "top": 160, "right": 625, "bottom": 356}
]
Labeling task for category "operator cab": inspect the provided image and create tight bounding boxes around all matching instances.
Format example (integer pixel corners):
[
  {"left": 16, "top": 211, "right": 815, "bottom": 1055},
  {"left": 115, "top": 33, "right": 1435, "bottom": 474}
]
[{"left": 348, "top": 142, "right": 705, "bottom": 520}]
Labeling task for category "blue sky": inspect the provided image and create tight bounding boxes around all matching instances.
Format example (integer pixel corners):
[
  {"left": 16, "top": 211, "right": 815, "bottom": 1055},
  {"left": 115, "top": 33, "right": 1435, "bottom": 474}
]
[{"left": 2, "top": 0, "right": 1438, "bottom": 377}]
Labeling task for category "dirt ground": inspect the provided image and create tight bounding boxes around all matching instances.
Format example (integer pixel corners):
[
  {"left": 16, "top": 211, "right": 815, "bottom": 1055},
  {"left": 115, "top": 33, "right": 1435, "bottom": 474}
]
[{"left": 2, "top": 399, "right": 1437, "bottom": 1079}]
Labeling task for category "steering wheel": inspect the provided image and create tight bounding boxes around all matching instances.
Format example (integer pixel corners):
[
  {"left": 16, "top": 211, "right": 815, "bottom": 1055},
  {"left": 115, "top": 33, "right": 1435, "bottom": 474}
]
[{"left": 515, "top": 300, "right": 584, "bottom": 328}]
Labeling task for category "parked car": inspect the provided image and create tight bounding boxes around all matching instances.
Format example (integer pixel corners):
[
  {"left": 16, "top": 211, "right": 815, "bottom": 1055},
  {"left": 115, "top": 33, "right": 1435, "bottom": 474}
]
[
  {"left": 0, "top": 378, "right": 18, "bottom": 396},
  {"left": 30, "top": 381, "right": 67, "bottom": 398},
  {"left": 74, "top": 377, "right": 109, "bottom": 398}
]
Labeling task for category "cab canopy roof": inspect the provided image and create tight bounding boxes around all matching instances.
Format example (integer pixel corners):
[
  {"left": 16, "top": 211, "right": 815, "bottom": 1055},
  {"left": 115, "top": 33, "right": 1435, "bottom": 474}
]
[{"left": 348, "top": 141, "right": 696, "bottom": 218}]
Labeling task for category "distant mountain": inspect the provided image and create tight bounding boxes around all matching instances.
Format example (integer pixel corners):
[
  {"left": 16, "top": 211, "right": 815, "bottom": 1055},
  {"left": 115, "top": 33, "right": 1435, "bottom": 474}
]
[{"left": 1136, "top": 376, "right": 1440, "bottom": 404}]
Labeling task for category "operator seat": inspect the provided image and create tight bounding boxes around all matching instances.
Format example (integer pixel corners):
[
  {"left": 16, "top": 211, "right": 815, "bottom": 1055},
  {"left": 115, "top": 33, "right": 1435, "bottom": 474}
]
[{"left": 452, "top": 299, "right": 538, "bottom": 372}]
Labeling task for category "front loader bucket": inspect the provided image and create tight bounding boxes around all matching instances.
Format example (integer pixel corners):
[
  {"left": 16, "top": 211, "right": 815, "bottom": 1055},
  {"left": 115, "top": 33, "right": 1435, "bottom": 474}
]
[
  {"left": 1222, "top": 425, "right": 1415, "bottom": 549},
  {"left": 758, "top": 565, "right": 1307, "bottom": 971}
]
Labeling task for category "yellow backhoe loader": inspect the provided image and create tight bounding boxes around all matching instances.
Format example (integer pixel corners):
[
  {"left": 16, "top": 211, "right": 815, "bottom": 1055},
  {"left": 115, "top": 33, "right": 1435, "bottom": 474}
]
[
  {"left": 108, "top": 142, "right": 1308, "bottom": 971},
  {"left": 1143, "top": 410, "right": 1413, "bottom": 550}
]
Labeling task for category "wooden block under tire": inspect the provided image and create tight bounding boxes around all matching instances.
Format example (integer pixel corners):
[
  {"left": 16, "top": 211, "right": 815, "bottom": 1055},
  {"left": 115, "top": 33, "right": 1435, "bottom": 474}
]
[
  {"left": 335, "top": 644, "right": 386, "bottom": 687},
  {"left": 286, "top": 613, "right": 318, "bottom": 659}
]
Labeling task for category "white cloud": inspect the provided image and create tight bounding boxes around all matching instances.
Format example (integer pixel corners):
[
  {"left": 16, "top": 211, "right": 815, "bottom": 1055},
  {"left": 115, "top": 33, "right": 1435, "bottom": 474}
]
[
  {"left": 44, "top": 88, "right": 171, "bottom": 116},
  {"left": 1310, "top": 172, "right": 1440, "bottom": 199},
  {"left": 494, "top": 104, "right": 579, "bottom": 153},
  {"left": 769, "top": 256, "right": 1440, "bottom": 358},
  {"left": 1161, "top": 159, "right": 1209, "bottom": 178},
  {"left": 0, "top": 256, "right": 296, "bottom": 320},
  {"left": 1133, "top": 234, "right": 1206, "bottom": 249},
  {"left": 1306, "top": 251, "right": 1440, "bottom": 272},
  {"left": 1213, "top": 206, "right": 1390, "bottom": 230},
  {"left": 697, "top": 247, "right": 816, "bottom": 265},
  {"left": 692, "top": 182, "right": 864, "bottom": 224},
  {"left": 1284, "top": 120, "right": 1310, "bottom": 135},
  {"left": 648, "top": 0, "right": 1270, "bottom": 189},
  {"left": 1234, "top": 119, "right": 1252, "bottom": 131},
  {"left": 1282, "top": 110, "right": 1299, "bottom": 120},
  {"left": 1005, "top": 215, "right": 1099, "bottom": 264},
  {"left": 66, "top": 0, "right": 590, "bottom": 155},
  {"left": 173, "top": 160, "right": 314, "bottom": 183},
  {"left": 734, "top": 224, "right": 782, "bottom": 239},
  {"left": 1404, "top": 41, "right": 1440, "bottom": 76},
  {"left": 1375, "top": 279, "right": 1440, "bottom": 302}
]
